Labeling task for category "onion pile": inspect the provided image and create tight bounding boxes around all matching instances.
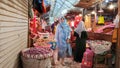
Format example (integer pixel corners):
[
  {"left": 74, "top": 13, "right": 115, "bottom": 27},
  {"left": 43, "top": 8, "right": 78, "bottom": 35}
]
[{"left": 22, "top": 47, "right": 53, "bottom": 59}]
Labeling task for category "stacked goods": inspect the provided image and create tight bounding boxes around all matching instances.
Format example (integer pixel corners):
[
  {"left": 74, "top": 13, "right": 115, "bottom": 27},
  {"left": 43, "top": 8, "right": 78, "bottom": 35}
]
[
  {"left": 38, "top": 32, "right": 49, "bottom": 39},
  {"left": 22, "top": 47, "right": 53, "bottom": 59},
  {"left": 34, "top": 32, "right": 55, "bottom": 47},
  {"left": 87, "top": 40, "right": 112, "bottom": 54},
  {"left": 81, "top": 49, "right": 94, "bottom": 68},
  {"left": 34, "top": 38, "right": 50, "bottom": 47}
]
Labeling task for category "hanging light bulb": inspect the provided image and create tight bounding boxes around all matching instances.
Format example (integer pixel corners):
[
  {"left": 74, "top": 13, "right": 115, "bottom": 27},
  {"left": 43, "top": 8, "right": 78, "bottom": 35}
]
[
  {"left": 91, "top": 11, "right": 96, "bottom": 14},
  {"left": 108, "top": 4, "right": 114, "bottom": 10},
  {"left": 105, "top": 0, "right": 109, "bottom": 3},
  {"left": 71, "top": 21, "right": 74, "bottom": 27},
  {"left": 79, "top": 14, "right": 82, "bottom": 17},
  {"left": 61, "top": 9, "right": 67, "bottom": 15}
]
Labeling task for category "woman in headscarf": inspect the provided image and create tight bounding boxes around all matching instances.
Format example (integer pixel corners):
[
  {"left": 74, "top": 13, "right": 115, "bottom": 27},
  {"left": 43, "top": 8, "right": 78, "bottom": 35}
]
[
  {"left": 73, "top": 16, "right": 88, "bottom": 63},
  {"left": 55, "top": 17, "right": 71, "bottom": 65}
]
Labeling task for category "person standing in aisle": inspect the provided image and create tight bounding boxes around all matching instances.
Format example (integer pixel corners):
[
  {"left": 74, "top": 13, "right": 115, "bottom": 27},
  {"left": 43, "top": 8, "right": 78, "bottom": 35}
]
[
  {"left": 73, "top": 16, "right": 88, "bottom": 63},
  {"left": 55, "top": 17, "right": 71, "bottom": 66},
  {"left": 50, "top": 20, "right": 59, "bottom": 66}
]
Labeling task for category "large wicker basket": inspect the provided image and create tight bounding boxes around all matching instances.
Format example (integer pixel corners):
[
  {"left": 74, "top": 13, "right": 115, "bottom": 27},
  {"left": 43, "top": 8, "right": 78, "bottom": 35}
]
[
  {"left": 21, "top": 56, "right": 52, "bottom": 68},
  {"left": 21, "top": 48, "right": 53, "bottom": 68}
]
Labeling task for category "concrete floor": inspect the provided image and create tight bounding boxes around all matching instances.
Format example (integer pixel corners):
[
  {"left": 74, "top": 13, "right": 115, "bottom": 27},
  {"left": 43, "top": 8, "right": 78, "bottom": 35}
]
[{"left": 51, "top": 58, "right": 81, "bottom": 68}]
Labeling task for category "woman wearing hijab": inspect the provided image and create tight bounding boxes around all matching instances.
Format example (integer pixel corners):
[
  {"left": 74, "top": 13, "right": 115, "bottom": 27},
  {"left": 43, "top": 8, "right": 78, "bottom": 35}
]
[
  {"left": 55, "top": 17, "right": 71, "bottom": 65},
  {"left": 73, "top": 16, "right": 88, "bottom": 63}
]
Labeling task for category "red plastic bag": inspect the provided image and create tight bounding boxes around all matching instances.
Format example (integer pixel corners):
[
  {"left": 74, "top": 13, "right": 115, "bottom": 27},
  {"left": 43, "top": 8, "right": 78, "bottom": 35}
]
[{"left": 81, "top": 49, "right": 94, "bottom": 68}]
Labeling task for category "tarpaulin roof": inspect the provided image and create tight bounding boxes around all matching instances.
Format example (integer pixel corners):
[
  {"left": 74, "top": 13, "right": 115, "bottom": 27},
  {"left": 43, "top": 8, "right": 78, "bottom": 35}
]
[
  {"left": 50, "top": 0, "right": 79, "bottom": 17},
  {"left": 47, "top": 0, "right": 80, "bottom": 24}
]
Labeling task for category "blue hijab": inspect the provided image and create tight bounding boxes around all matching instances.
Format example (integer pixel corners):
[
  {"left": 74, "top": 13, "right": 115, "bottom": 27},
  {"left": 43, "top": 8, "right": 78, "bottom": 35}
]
[{"left": 60, "top": 19, "right": 71, "bottom": 32}]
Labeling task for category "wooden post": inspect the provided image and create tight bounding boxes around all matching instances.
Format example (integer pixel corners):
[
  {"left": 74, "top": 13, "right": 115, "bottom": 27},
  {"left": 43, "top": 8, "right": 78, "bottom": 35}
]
[
  {"left": 116, "top": 0, "right": 120, "bottom": 68},
  {"left": 117, "top": 0, "right": 120, "bottom": 49}
]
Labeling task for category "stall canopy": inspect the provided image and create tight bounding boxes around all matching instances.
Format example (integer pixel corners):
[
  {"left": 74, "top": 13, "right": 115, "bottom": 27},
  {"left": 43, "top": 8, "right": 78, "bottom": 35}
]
[{"left": 48, "top": 0, "right": 80, "bottom": 24}]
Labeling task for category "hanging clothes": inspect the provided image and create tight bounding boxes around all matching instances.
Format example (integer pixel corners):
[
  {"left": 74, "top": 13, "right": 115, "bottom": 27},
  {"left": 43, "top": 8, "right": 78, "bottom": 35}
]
[
  {"left": 32, "top": 0, "right": 46, "bottom": 13},
  {"left": 42, "top": 0, "right": 46, "bottom": 13},
  {"left": 41, "top": 19, "right": 47, "bottom": 31},
  {"left": 113, "top": 14, "right": 119, "bottom": 28},
  {"left": 74, "top": 15, "right": 81, "bottom": 28},
  {"left": 30, "top": 15, "right": 37, "bottom": 34},
  {"left": 30, "top": 15, "right": 38, "bottom": 39},
  {"left": 84, "top": 15, "right": 91, "bottom": 30}
]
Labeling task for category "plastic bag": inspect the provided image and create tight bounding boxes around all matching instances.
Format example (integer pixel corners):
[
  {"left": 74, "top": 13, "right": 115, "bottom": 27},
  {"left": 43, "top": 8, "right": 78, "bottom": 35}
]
[{"left": 87, "top": 40, "right": 112, "bottom": 54}]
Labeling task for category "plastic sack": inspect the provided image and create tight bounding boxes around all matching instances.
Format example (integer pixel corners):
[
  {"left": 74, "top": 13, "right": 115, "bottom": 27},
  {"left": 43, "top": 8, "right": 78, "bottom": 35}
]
[
  {"left": 81, "top": 49, "right": 94, "bottom": 68},
  {"left": 87, "top": 40, "right": 112, "bottom": 54},
  {"left": 49, "top": 42, "right": 57, "bottom": 50}
]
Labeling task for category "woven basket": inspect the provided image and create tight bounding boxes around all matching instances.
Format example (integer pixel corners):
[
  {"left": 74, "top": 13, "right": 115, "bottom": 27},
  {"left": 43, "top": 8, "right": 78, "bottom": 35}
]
[
  {"left": 21, "top": 48, "right": 53, "bottom": 68},
  {"left": 21, "top": 56, "right": 52, "bottom": 68}
]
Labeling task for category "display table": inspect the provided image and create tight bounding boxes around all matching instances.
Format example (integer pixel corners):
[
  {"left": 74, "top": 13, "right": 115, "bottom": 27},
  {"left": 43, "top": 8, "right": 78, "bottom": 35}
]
[
  {"left": 87, "top": 40, "right": 112, "bottom": 68},
  {"left": 87, "top": 40, "right": 112, "bottom": 54}
]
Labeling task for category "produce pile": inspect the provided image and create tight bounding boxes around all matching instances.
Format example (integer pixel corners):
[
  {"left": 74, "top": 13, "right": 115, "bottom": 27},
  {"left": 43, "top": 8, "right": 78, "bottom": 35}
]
[
  {"left": 34, "top": 33, "right": 55, "bottom": 47},
  {"left": 34, "top": 38, "right": 50, "bottom": 47},
  {"left": 87, "top": 40, "right": 112, "bottom": 54},
  {"left": 22, "top": 47, "right": 53, "bottom": 59}
]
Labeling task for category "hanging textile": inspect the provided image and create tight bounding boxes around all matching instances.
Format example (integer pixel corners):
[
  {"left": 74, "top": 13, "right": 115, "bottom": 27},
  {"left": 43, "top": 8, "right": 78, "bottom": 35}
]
[
  {"left": 74, "top": 15, "right": 81, "bottom": 28},
  {"left": 98, "top": 16, "right": 105, "bottom": 24},
  {"left": 42, "top": 0, "right": 46, "bottom": 13},
  {"left": 30, "top": 15, "right": 38, "bottom": 39},
  {"left": 33, "top": 15, "right": 37, "bottom": 33},
  {"left": 84, "top": 15, "right": 91, "bottom": 29},
  {"left": 113, "top": 14, "right": 119, "bottom": 28},
  {"left": 33, "top": 0, "right": 46, "bottom": 13}
]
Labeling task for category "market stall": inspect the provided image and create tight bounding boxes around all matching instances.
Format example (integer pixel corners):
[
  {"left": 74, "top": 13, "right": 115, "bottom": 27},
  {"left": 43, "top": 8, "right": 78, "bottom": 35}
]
[
  {"left": 22, "top": 30, "right": 55, "bottom": 68},
  {"left": 27, "top": 0, "right": 118, "bottom": 68}
]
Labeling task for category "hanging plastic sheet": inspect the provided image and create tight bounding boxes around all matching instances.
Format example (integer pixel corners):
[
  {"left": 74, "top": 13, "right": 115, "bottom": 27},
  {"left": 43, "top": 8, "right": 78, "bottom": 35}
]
[{"left": 48, "top": 0, "right": 80, "bottom": 24}]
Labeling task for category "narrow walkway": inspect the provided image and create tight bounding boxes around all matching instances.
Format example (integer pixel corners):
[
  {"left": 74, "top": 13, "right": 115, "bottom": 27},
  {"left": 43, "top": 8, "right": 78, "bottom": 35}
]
[{"left": 52, "top": 58, "right": 81, "bottom": 68}]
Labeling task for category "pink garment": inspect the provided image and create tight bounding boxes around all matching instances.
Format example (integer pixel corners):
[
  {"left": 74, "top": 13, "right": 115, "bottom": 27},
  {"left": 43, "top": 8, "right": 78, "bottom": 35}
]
[
  {"left": 81, "top": 49, "right": 94, "bottom": 68},
  {"left": 95, "top": 24, "right": 115, "bottom": 33},
  {"left": 30, "top": 15, "right": 38, "bottom": 39},
  {"left": 32, "top": 15, "right": 37, "bottom": 34}
]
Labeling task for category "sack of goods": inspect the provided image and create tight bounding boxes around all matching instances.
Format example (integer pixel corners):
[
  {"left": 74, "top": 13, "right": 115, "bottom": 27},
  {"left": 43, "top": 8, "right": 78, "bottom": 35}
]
[
  {"left": 81, "top": 49, "right": 94, "bottom": 68},
  {"left": 87, "top": 40, "right": 112, "bottom": 54}
]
